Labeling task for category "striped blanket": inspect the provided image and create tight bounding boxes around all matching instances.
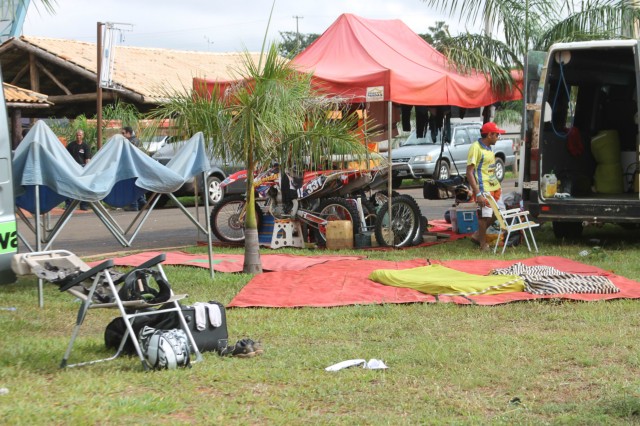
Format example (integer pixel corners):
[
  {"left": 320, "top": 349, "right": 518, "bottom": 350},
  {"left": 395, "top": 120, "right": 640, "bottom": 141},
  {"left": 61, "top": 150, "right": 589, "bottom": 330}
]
[{"left": 491, "top": 263, "right": 619, "bottom": 295}]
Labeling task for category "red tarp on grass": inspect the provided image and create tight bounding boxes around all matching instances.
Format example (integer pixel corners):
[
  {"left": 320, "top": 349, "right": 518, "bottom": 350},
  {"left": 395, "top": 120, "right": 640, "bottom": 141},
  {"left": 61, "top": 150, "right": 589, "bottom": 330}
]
[
  {"left": 90, "top": 251, "right": 364, "bottom": 273},
  {"left": 228, "top": 256, "right": 640, "bottom": 308}
]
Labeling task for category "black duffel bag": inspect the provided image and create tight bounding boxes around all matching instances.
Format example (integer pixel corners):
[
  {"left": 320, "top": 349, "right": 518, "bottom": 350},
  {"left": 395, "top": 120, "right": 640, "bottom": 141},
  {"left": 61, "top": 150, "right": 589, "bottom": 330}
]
[{"left": 105, "top": 301, "right": 228, "bottom": 355}]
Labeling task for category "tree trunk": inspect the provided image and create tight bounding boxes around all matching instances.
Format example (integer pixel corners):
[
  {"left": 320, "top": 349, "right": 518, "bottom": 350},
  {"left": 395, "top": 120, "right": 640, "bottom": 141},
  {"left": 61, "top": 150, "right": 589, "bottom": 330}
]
[
  {"left": 243, "top": 228, "right": 263, "bottom": 274},
  {"left": 242, "top": 152, "right": 263, "bottom": 274}
]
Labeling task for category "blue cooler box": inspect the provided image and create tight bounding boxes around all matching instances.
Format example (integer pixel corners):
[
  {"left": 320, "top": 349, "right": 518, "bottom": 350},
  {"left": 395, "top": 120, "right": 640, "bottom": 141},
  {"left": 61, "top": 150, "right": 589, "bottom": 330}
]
[
  {"left": 454, "top": 208, "right": 478, "bottom": 234},
  {"left": 258, "top": 214, "right": 275, "bottom": 244}
]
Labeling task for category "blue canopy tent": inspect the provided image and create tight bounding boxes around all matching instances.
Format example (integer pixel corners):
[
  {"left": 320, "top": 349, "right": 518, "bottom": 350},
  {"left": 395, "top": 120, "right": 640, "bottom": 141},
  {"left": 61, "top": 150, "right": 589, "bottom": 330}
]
[{"left": 14, "top": 122, "right": 215, "bottom": 306}]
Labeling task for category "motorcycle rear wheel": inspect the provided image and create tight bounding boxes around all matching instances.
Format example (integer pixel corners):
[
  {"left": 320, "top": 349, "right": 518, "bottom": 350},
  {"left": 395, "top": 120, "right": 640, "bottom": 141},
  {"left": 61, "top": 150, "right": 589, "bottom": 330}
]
[
  {"left": 210, "top": 194, "right": 262, "bottom": 243},
  {"left": 374, "top": 194, "right": 422, "bottom": 248},
  {"left": 313, "top": 197, "right": 361, "bottom": 247}
]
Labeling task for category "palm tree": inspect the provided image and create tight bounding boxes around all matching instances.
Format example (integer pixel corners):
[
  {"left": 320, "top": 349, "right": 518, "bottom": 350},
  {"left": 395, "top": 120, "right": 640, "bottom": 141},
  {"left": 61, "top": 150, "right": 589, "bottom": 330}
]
[
  {"left": 421, "top": 0, "right": 640, "bottom": 91},
  {"left": 148, "top": 44, "right": 367, "bottom": 274}
]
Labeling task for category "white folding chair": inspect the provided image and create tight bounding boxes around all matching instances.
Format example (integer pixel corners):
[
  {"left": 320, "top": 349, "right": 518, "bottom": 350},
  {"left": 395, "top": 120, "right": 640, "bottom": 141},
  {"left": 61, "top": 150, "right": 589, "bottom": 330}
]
[
  {"left": 483, "top": 192, "right": 540, "bottom": 255},
  {"left": 12, "top": 250, "right": 203, "bottom": 370}
]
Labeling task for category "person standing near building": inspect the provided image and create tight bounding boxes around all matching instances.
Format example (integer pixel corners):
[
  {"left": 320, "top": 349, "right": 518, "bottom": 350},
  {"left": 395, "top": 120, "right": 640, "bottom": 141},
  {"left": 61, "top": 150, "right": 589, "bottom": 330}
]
[
  {"left": 466, "top": 122, "right": 505, "bottom": 251},
  {"left": 122, "top": 126, "right": 140, "bottom": 147},
  {"left": 122, "top": 126, "right": 146, "bottom": 211},
  {"left": 66, "top": 129, "right": 91, "bottom": 210}
]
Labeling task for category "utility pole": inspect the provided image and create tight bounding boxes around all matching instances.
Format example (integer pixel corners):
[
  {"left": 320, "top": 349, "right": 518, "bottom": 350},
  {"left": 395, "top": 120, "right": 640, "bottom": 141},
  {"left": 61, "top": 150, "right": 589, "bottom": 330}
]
[
  {"left": 97, "top": 22, "right": 103, "bottom": 149},
  {"left": 292, "top": 15, "right": 303, "bottom": 54},
  {"left": 204, "top": 36, "right": 214, "bottom": 51}
]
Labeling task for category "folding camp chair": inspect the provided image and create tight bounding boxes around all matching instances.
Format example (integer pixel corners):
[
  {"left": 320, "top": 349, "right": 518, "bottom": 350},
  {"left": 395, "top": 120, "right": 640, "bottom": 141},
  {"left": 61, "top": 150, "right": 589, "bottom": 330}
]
[
  {"left": 483, "top": 192, "right": 540, "bottom": 255},
  {"left": 12, "top": 250, "right": 203, "bottom": 370}
]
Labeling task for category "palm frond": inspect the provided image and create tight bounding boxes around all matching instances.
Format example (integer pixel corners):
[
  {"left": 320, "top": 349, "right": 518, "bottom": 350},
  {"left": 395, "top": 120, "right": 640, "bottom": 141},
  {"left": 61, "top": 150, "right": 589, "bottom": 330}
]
[
  {"left": 440, "top": 33, "right": 520, "bottom": 94},
  {"left": 495, "top": 101, "right": 523, "bottom": 125},
  {"left": 535, "top": 3, "right": 640, "bottom": 50}
]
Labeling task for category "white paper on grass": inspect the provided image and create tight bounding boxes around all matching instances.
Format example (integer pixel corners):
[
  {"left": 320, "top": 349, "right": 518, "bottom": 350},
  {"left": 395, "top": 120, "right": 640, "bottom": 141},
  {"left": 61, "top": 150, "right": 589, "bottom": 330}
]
[{"left": 325, "top": 359, "right": 388, "bottom": 372}]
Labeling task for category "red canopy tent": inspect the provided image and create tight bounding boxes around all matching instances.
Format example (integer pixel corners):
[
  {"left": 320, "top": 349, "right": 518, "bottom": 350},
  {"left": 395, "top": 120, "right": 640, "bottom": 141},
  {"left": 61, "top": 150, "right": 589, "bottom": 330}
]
[{"left": 291, "top": 13, "right": 521, "bottom": 107}]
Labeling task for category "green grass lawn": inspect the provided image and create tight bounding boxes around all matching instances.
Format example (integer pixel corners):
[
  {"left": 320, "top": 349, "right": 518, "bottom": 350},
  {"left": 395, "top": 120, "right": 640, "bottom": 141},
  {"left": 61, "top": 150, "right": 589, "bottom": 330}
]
[{"left": 2, "top": 224, "right": 640, "bottom": 424}]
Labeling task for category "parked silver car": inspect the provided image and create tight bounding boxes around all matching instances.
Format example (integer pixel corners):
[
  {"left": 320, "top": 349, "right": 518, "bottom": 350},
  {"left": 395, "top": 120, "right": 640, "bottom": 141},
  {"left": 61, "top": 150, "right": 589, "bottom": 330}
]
[
  {"left": 385, "top": 122, "right": 516, "bottom": 188},
  {"left": 141, "top": 135, "right": 172, "bottom": 155}
]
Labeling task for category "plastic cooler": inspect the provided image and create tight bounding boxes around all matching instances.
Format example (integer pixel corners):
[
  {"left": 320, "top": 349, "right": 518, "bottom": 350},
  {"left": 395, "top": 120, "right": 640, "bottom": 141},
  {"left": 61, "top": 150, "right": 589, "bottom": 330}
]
[{"left": 451, "top": 206, "right": 478, "bottom": 234}]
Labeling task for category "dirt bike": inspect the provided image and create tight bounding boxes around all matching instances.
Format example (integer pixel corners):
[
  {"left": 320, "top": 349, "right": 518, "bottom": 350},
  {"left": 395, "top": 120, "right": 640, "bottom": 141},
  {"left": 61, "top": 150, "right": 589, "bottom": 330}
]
[
  {"left": 209, "top": 165, "right": 368, "bottom": 245},
  {"left": 345, "top": 165, "right": 424, "bottom": 248}
]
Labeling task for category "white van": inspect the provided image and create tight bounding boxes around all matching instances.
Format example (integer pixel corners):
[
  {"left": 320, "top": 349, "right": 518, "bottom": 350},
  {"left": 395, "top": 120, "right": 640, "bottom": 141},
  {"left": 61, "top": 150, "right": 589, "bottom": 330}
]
[
  {"left": 0, "top": 65, "right": 17, "bottom": 284},
  {"left": 521, "top": 40, "right": 640, "bottom": 238}
]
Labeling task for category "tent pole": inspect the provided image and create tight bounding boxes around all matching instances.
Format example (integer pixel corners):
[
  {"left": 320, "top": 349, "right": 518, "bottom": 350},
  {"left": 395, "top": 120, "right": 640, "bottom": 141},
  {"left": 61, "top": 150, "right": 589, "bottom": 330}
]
[
  {"left": 35, "top": 185, "right": 43, "bottom": 308},
  {"left": 387, "top": 101, "right": 393, "bottom": 241},
  {"left": 203, "top": 171, "right": 214, "bottom": 279}
]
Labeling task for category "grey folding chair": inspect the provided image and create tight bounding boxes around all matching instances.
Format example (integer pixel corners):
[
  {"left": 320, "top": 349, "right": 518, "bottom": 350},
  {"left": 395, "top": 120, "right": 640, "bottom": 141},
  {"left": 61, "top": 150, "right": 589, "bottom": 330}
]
[{"left": 12, "top": 250, "right": 203, "bottom": 370}]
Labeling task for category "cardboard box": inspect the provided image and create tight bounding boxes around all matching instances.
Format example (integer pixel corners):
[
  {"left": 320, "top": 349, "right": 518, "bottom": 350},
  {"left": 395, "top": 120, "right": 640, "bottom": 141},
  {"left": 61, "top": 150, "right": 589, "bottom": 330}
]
[{"left": 326, "top": 220, "right": 354, "bottom": 249}]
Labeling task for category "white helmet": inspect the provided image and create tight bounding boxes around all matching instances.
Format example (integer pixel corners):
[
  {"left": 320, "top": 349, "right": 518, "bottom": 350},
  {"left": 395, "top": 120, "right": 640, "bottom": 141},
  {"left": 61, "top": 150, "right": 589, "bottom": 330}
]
[{"left": 139, "top": 326, "right": 191, "bottom": 370}]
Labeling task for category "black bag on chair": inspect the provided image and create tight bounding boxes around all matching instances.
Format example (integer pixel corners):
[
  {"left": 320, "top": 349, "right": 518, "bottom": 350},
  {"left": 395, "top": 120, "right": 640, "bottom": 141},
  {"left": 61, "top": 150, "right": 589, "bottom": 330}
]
[{"left": 117, "top": 268, "right": 172, "bottom": 305}]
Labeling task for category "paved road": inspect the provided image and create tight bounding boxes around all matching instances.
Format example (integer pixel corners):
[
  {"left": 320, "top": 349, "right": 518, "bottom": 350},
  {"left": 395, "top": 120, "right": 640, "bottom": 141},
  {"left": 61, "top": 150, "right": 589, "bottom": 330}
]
[
  {"left": 17, "top": 205, "right": 214, "bottom": 258},
  {"left": 17, "top": 178, "right": 517, "bottom": 257}
]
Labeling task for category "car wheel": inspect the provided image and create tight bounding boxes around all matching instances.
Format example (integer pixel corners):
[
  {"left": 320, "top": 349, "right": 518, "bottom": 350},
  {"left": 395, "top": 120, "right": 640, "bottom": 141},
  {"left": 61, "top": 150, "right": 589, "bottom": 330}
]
[
  {"left": 495, "top": 158, "right": 505, "bottom": 182},
  {"left": 206, "top": 176, "right": 224, "bottom": 205},
  {"left": 434, "top": 160, "right": 450, "bottom": 180}
]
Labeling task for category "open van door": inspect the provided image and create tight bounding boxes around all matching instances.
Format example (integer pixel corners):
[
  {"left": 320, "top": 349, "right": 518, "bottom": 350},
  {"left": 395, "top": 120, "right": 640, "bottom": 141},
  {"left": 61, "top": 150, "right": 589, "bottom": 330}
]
[
  {"left": 0, "top": 65, "right": 17, "bottom": 284},
  {"left": 521, "top": 50, "right": 548, "bottom": 195},
  {"left": 522, "top": 40, "right": 640, "bottom": 238}
]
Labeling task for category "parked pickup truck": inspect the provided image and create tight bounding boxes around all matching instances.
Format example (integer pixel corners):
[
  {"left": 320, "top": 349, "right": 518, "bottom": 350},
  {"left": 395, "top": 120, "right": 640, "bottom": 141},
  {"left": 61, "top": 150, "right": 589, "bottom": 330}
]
[{"left": 386, "top": 122, "right": 516, "bottom": 188}]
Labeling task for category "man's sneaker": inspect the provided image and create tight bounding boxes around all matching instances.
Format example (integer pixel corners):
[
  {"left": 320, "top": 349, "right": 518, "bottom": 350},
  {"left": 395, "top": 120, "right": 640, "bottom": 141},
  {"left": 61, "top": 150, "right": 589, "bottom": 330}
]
[{"left": 219, "top": 339, "right": 255, "bottom": 358}]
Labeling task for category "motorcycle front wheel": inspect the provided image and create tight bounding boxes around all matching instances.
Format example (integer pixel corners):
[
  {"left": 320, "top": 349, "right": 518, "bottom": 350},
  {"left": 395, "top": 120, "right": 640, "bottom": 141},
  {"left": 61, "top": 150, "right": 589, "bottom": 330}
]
[
  {"left": 374, "top": 194, "right": 422, "bottom": 248},
  {"left": 210, "top": 194, "right": 262, "bottom": 243},
  {"left": 313, "top": 197, "right": 361, "bottom": 246}
]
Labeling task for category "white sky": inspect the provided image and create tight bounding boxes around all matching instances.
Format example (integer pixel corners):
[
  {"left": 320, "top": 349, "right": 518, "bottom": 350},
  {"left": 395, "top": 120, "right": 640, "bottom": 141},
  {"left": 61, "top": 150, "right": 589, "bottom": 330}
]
[{"left": 22, "top": 0, "right": 475, "bottom": 52}]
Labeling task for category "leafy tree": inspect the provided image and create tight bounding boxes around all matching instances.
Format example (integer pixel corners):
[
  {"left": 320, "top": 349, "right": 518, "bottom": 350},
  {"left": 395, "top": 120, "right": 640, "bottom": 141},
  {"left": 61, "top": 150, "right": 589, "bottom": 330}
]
[
  {"left": 278, "top": 31, "right": 320, "bottom": 57},
  {"left": 418, "top": 21, "right": 451, "bottom": 51},
  {"left": 47, "top": 101, "right": 146, "bottom": 153},
  {"left": 148, "top": 45, "right": 367, "bottom": 274}
]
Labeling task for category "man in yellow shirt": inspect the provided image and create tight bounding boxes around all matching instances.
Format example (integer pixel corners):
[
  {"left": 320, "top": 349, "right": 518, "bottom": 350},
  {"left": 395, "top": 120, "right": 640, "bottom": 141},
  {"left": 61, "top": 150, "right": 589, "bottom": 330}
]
[{"left": 466, "top": 122, "right": 505, "bottom": 251}]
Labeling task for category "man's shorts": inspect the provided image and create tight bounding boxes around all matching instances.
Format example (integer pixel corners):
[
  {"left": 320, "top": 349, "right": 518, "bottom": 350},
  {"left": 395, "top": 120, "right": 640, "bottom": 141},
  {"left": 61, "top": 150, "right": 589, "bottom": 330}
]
[{"left": 478, "top": 189, "right": 503, "bottom": 218}]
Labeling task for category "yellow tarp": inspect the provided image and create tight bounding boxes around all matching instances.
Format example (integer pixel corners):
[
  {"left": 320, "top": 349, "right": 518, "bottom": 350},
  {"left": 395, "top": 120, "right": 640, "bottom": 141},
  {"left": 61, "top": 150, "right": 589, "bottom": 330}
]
[{"left": 369, "top": 264, "right": 524, "bottom": 296}]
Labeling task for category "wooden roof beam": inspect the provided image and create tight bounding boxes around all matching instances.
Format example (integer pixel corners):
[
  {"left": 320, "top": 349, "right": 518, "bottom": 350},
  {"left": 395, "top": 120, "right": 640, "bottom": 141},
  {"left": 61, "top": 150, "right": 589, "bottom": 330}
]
[
  {"left": 6, "top": 102, "right": 51, "bottom": 108},
  {"left": 1, "top": 38, "right": 96, "bottom": 81},
  {"left": 9, "top": 62, "right": 28, "bottom": 85},
  {"left": 35, "top": 61, "right": 72, "bottom": 95}
]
